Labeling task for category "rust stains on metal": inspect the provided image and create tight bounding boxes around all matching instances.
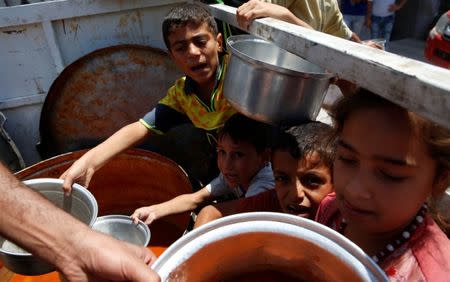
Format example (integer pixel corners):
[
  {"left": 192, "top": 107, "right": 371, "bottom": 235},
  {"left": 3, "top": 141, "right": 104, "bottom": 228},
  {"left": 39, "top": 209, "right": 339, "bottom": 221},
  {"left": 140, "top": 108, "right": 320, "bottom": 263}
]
[
  {"left": 118, "top": 14, "right": 129, "bottom": 28},
  {"left": 39, "top": 45, "right": 182, "bottom": 158}
]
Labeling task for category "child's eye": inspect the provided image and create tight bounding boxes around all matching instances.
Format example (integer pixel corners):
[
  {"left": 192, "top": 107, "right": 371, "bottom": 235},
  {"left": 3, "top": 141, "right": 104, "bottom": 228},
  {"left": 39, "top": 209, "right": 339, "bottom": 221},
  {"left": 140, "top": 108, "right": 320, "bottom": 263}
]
[
  {"left": 300, "top": 174, "right": 325, "bottom": 189},
  {"left": 337, "top": 155, "right": 357, "bottom": 165},
  {"left": 378, "top": 170, "right": 408, "bottom": 182},
  {"left": 194, "top": 38, "right": 208, "bottom": 47},
  {"left": 172, "top": 44, "right": 187, "bottom": 52},
  {"left": 274, "top": 175, "right": 289, "bottom": 183},
  {"left": 235, "top": 152, "right": 244, "bottom": 158},
  {"left": 216, "top": 149, "right": 225, "bottom": 155}
]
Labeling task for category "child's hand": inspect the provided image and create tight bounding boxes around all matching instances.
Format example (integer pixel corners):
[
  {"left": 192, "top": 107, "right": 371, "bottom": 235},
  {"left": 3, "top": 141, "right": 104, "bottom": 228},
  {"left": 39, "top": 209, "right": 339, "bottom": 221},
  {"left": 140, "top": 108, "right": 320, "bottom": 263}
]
[
  {"left": 131, "top": 206, "right": 160, "bottom": 225},
  {"left": 60, "top": 158, "right": 95, "bottom": 195}
]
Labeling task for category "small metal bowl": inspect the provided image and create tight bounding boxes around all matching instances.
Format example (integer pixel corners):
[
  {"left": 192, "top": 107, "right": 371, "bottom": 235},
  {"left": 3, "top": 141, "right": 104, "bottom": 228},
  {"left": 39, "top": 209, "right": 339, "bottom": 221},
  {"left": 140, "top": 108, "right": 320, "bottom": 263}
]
[
  {"left": 92, "top": 215, "right": 151, "bottom": 246},
  {"left": 0, "top": 178, "right": 98, "bottom": 276}
]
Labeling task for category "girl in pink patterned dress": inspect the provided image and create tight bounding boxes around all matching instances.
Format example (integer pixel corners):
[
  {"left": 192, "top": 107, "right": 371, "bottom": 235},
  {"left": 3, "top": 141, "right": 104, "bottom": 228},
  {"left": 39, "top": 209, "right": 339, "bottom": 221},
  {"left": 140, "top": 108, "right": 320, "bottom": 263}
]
[{"left": 316, "top": 89, "right": 450, "bottom": 281}]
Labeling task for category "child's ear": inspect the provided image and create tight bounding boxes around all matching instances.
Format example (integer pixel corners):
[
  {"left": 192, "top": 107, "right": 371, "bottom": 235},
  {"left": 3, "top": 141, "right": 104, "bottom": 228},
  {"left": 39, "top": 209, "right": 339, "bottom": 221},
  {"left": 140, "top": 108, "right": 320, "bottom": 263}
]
[
  {"left": 167, "top": 49, "right": 174, "bottom": 60},
  {"left": 216, "top": 33, "right": 223, "bottom": 52}
]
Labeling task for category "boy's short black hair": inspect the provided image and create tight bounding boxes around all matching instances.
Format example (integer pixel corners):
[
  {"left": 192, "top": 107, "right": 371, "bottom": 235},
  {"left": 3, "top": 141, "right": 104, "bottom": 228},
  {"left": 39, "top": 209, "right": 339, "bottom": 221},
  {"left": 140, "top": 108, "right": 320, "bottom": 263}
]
[
  {"left": 273, "top": 122, "right": 336, "bottom": 170},
  {"left": 162, "top": 3, "right": 219, "bottom": 50},
  {"left": 217, "top": 114, "right": 273, "bottom": 153}
]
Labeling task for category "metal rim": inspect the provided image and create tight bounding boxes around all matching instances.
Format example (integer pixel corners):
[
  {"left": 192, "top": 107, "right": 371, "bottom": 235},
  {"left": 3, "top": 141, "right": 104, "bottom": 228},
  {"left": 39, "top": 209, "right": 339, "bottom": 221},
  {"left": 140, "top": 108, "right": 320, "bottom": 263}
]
[
  {"left": 152, "top": 212, "right": 388, "bottom": 281},
  {"left": 226, "top": 35, "right": 334, "bottom": 79},
  {"left": 93, "top": 215, "right": 151, "bottom": 246}
]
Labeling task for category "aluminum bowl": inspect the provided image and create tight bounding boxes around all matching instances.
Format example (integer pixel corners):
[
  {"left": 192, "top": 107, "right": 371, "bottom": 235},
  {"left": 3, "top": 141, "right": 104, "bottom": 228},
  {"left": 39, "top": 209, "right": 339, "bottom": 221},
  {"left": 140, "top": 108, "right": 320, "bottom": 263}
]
[
  {"left": 224, "top": 35, "right": 334, "bottom": 125},
  {"left": 92, "top": 215, "right": 150, "bottom": 246},
  {"left": 0, "top": 178, "right": 98, "bottom": 276},
  {"left": 152, "top": 212, "right": 388, "bottom": 281}
]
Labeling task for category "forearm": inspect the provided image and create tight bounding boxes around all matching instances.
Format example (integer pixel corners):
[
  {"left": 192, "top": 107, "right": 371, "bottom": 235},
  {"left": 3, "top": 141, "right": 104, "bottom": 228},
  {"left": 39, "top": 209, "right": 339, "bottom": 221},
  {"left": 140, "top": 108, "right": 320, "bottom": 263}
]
[
  {"left": 83, "top": 121, "right": 150, "bottom": 171},
  {"left": 156, "top": 193, "right": 207, "bottom": 219},
  {"left": 366, "top": 1, "right": 372, "bottom": 17},
  {"left": 0, "top": 164, "right": 90, "bottom": 269},
  {"left": 350, "top": 32, "right": 362, "bottom": 43},
  {"left": 395, "top": 0, "right": 407, "bottom": 10},
  {"left": 194, "top": 204, "right": 224, "bottom": 229},
  {"left": 281, "top": 10, "right": 314, "bottom": 30}
]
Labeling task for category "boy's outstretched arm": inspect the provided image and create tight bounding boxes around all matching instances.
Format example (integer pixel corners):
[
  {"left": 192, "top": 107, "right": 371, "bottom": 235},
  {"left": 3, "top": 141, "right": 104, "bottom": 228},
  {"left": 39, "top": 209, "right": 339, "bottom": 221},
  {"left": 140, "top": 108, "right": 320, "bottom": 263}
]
[
  {"left": 194, "top": 202, "right": 233, "bottom": 229},
  {"left": 131, "top": 188, "right": 212, "bottom": 225},
  {"left": 60, "top": 121, "right": 151, "bottom": 193}
]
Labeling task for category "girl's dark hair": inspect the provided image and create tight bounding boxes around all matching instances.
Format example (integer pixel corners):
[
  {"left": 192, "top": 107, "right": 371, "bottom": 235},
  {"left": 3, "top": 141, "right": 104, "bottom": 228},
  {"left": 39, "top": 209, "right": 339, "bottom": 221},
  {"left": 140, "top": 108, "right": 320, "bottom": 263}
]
[
  {"left": 272, "top": 122, "right": 336, "bottom": 171},
  {"left": 217, "top": 114, "right": 273, "bottom": 153},
  {"left": 331, "top": 88, "right": 450, "bottom": 233},
  {"left": 162, "top": 3, "right": 218, "bottom": 50}
]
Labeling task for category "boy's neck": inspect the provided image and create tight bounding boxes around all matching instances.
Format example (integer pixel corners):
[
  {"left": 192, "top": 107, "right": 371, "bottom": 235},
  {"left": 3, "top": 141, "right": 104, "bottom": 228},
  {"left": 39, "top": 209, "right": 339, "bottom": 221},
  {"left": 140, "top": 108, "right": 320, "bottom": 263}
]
[{"left": 197, "top": 77, "right": 216, "bottom": 102}]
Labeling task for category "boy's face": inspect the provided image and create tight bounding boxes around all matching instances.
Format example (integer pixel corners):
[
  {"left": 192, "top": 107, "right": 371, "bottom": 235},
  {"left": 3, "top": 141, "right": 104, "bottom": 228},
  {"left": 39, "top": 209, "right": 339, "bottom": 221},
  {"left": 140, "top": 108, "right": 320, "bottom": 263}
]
[
  {"left": 167, "top": 22, "right": 223, "bottom": 87},
  {"left": 217, "top": 134, "right": 268, "bottom": 190},
  {"left": 273, "top": 150, "right": 333, "bottom": 220}
]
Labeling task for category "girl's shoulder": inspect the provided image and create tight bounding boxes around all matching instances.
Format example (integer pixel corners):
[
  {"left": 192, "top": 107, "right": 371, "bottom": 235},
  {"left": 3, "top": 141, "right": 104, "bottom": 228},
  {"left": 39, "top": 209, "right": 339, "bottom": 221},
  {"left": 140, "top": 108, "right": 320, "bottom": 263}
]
[
  {"left": 383, "top": 215, "right": 450, "bottom": 281},
  {"left": 411, "top": 216, "right": 450, "bottom": 279},
  {"left": 315, "top": 192, "right": 340, "bottom": 228}
]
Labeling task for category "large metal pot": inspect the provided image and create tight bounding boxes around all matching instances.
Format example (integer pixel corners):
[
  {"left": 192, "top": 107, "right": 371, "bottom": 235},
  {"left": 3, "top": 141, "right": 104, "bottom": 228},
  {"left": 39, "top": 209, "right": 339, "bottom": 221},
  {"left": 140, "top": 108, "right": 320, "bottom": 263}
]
[
  {"left": 152, "top": 212, "right": 388, "bottom": 281},
  {"left": 0, "top": 178, "right": 98, "bottom": 276},
  {"left": 224, "top": 35, "right": 334, "bottom": 125}
]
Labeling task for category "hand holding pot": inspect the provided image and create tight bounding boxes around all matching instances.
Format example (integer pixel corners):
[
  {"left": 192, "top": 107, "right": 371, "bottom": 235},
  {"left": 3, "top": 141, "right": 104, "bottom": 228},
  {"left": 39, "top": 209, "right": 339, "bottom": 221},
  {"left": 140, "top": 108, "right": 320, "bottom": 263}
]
[
  {"left": 60, "top": 157, "right": 96, "bottom": 194},
  {"left": 131, "top": 205, "right": 162, "bottom": 225},
  {"left": 59, "top": 229, "right": 159, "bottom": 282}
]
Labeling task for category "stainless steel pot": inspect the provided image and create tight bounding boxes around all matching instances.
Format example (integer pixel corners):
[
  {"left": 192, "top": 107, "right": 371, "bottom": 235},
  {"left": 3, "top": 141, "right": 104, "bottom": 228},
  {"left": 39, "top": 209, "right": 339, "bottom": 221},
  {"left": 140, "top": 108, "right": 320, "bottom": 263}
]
[
  {"left": 93, "top": 215, "right": 151, "bottom": 246},
  {"left": 152, "top": 212, "right": 388, "bottom": 281},
  {"left": 0, "top": 178, "right": 98, "bottom": 276},
  {"left": 224, "top": 35, "right": 334, "bottom": 125}
]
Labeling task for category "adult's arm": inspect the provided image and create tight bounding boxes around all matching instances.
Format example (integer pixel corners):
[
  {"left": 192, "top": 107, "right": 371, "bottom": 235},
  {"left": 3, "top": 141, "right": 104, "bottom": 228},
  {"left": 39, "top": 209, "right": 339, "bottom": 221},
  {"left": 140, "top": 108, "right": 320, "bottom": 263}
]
[
  {"left": 365, "top": 0, "right": 373, "bottom": 28},
  {"left": 61, "top": 121, "right": 151, "bottom": 191},
  {"left": 0, "top": 163, "right": 159, "bottom": 281},
  {"left": 389, "top": 0, "right": 407, "bottom": 12},
  {"left": 236, "top": 0, "right": 314, "bottom": 30}
]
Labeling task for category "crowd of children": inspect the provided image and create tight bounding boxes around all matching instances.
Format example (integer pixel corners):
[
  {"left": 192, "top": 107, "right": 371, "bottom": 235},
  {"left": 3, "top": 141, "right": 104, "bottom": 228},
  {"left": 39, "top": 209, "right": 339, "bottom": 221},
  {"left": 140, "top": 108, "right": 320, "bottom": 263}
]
[{"left": 58, "top": 2, "right": 449, "bottom": 280}]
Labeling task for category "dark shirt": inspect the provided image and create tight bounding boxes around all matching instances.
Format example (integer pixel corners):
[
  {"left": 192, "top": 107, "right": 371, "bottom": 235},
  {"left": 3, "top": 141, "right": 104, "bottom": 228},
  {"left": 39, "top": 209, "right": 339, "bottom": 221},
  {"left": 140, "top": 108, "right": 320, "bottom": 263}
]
[{"left": 341, "top": 0, "right": 367, "bottom": 16}]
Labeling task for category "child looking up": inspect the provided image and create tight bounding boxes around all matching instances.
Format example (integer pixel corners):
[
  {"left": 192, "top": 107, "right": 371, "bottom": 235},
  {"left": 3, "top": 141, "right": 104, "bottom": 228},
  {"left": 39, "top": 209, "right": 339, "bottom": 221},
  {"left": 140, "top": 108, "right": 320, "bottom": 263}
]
[
  {"left": 60, "top": 3, "right": 236, "bottom": 192},
  {"left": 316, "top": 89, "right": 450, "bottom": 280},
  {"left": 131, "top": 114, "right": 274, "bottom": 225},
  {"left": 193, "top": 121, "right": 335, "bottom": 228}
]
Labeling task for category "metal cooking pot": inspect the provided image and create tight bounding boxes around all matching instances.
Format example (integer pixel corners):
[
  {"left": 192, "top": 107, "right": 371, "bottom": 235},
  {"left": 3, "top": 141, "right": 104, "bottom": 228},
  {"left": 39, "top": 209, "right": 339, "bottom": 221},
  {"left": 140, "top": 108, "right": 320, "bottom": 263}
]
[
  {"left": 93, "top": 215, "right": 151, "bottom": 247},
  {"left": 152, "top": 212, "right": 388, "bottom": 281},
  {"left": 224, "top": 35, "right": 334, "bottom": 125},
  {"left": 0, "top": 178, "right": 98, "bottom": 276}
]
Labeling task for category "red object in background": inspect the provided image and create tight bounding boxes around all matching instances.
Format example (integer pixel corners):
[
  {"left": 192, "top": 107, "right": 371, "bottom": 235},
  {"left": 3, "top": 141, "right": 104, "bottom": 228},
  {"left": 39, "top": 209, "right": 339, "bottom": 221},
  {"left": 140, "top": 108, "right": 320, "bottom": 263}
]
[{"left": 424, "top": 11, "right": 450, "bottom": 69}]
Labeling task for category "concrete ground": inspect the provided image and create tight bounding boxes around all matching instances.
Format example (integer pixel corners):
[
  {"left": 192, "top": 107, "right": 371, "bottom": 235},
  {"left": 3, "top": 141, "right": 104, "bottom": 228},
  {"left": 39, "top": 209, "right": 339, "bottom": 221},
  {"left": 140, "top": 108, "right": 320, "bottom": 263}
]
[{"left": 388, "top": 38, "right": 427, "bottom": 63}]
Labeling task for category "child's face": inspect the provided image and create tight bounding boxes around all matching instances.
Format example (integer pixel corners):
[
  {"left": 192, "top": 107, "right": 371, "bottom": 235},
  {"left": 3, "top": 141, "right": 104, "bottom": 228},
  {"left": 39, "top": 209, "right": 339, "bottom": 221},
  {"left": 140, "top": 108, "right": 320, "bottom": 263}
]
[
  {"left": 216, "top": 134, "right": 268, "bottom": 189},
  {"left": 272, "top": 150, "right": 333, "bottom": 219},
  {"left": 167, "top": 22, "right": 222, "bottom": 87},
  {"left": 334, "top": 106, "right": 437, "bottom": 235}
]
